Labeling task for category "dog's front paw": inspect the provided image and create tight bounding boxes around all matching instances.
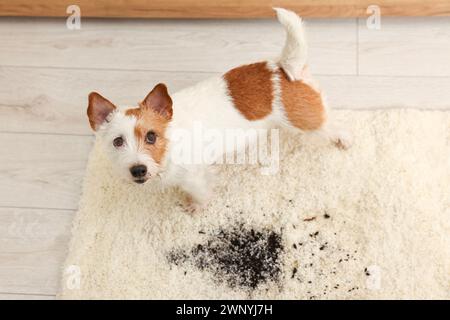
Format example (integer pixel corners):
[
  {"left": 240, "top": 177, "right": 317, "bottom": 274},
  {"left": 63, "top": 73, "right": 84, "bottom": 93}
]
[{"left": 182, "top": 196, "right": 205, "bottom": 215}]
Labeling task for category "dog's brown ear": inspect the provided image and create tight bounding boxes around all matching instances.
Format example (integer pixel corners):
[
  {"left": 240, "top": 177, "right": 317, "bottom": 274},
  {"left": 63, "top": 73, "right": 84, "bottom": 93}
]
[
  {"left": 87, "top": 92, "right": 116, "bottom": 131},
  {"left": 142, "top": 83, "right": 173, "bottom": 120}
]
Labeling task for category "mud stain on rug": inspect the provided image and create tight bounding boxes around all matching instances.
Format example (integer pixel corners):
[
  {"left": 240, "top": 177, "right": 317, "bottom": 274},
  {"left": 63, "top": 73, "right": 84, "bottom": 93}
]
[{"left": 167, "top": 225, "right": 283, "bottom": 290}]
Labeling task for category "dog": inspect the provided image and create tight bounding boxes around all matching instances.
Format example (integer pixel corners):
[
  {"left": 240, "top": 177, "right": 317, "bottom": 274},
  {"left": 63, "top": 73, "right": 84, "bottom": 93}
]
[{"left": 86, "top": 8, "right": 351, "bottom": 213}]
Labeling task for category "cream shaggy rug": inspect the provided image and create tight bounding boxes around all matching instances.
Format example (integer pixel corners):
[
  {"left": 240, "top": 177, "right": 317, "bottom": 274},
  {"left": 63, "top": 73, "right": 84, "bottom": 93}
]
[{"left": 60, "top": 110, "right": 450, "bottom": 299}]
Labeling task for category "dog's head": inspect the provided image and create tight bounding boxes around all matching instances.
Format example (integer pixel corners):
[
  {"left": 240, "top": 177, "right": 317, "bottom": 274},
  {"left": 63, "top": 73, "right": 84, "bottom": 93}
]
[{"left": 87, "top": 83, "right": 172, "bottom": 184}]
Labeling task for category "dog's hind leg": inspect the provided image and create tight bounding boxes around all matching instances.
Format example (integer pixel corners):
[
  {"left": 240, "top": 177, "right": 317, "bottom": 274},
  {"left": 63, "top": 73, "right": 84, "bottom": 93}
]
[
  {"left": 317, "top": 120, "right": 353, "bottom": 149},
  {"left": 276, "top": 73, "right": 352, "bottom": 149},
  {"left": 274, "top": 8, "right": 352, "bottom": 149}
]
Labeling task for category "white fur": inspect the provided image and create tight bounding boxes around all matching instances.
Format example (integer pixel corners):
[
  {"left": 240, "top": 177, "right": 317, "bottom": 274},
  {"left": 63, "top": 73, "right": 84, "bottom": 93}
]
[
  {"left": 274, "top": 7, "right": 308, "bottom": 81},
  {"left": 266, "top": 60, "right": 289, "bottom": 127}
]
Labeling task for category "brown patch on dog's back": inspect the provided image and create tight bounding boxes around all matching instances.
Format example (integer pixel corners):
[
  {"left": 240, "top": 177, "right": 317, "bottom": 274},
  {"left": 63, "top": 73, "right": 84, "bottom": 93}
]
[
  {"left": 125, "top": 107, "right": 170, "bottom": 164},
  {"left": 279, "top": 70, "right": 326, "bottom": 131},
  {"left": 224, "top": 62, "right": 273, "bottom": 120}
]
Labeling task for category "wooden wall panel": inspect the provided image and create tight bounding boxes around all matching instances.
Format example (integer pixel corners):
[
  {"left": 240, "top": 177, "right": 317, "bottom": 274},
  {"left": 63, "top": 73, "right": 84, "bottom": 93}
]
[{"left": 1, "top": 0, "right": 450, "bottom": 18}]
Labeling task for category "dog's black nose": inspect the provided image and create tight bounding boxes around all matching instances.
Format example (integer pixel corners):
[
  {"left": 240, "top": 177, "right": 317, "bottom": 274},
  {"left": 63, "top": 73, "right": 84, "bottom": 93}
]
[{"left": 130, "top": 165, "right": 147, "bottom": 178}]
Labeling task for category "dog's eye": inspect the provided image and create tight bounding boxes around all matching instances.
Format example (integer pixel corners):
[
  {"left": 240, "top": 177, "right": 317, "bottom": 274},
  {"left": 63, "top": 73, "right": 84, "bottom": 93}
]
[
  {"left": 146, "top": 131, "right": 157, "bottom": 144},
  {"left": 113, "top": 136, "right": 124, "bottom": 148}
]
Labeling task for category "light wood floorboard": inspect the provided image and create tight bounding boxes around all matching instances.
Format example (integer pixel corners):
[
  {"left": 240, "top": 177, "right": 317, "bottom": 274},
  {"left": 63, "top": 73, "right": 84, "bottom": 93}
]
[
  {"left": 0, "top": 133, "right": 92, "bottom": 210},
  {"left": 0, "top": 207, "right": 73, "bottom": 295},
  {"left": 3, "top": 67, "right": 450, "bottom": 136},
  {"left": 359, "top": 17, "right": 450, "bottom": 76},
  {"left": 0, "top": 18, "right": 357, "bottom": 75}
]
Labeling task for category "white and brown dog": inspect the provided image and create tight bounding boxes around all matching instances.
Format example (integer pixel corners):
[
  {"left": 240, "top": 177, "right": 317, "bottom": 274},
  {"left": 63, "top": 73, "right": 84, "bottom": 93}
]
[{"left": 87, "top": 8, "right": 351, "bottom": 212}]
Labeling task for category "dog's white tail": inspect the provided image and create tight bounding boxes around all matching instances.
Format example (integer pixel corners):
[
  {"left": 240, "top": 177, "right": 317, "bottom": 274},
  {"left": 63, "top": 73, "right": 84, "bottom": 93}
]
[{"left": 274, "top": 8, "right": 307, "bottom": 81}]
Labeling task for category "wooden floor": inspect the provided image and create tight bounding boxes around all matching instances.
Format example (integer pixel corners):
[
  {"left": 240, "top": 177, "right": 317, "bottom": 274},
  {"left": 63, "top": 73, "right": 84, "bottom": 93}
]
[{"left": 1, "top": 16, "right": 450, "bottom": 300}]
